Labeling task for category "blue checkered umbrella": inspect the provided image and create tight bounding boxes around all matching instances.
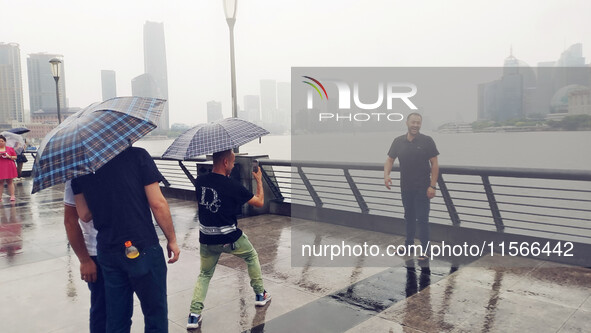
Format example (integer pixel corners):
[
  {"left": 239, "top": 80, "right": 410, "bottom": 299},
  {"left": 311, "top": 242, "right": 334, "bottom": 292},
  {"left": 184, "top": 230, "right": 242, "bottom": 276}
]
[
  {"left": 31, "top": 96, "right": 166, "bottom": 194},
  {"left": 162, "top": 118, "right": 269, "bottom": 160}
]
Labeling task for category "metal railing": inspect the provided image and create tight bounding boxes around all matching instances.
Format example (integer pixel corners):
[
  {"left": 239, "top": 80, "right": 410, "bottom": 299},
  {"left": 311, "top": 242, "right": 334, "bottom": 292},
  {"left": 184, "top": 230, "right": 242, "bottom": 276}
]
[
  {"left": 259, "top": 160, "right": 591, "bottom": 245},
  {"left": 150, "top": 157, "right": 591, "bottom": 245}
]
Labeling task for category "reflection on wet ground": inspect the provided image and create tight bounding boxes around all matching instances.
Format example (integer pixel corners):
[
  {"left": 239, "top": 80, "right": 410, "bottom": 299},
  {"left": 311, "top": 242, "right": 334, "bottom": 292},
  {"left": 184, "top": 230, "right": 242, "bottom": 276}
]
[{"left": 1, "top": 179, "right": 590, "bottom": 332}]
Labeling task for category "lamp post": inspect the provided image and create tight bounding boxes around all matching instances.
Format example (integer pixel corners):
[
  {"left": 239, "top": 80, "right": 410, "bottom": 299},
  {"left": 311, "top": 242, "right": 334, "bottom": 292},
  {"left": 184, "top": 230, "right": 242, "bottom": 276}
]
[
  {"left": 49, "top": 58, "right": 62, "bottom": 124},
  {"left": 224, "top": 0, "right": 239, "bottom": 152}
]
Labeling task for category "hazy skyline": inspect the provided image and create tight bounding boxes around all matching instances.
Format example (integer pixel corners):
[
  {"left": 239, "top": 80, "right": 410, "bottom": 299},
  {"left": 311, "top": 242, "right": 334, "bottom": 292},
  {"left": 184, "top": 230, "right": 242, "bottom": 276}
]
[{"left": 2, "top": 0, "right": 590, "bottom": 125}]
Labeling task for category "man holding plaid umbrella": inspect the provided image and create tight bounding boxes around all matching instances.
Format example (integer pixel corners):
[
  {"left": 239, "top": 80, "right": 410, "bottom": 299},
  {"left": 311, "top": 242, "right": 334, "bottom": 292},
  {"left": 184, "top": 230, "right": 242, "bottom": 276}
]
[
  {"left": 186, "top": 149, "right": 270, "bottom": 329},
  {"left": 162, "top": 118, "right": 271, "bottom": 329},
  {"left": 33, "top": 97, "right": 180, "bottom": 332},
  {"left": 72, "top": 146, "right": 180, "bottom": 332}
]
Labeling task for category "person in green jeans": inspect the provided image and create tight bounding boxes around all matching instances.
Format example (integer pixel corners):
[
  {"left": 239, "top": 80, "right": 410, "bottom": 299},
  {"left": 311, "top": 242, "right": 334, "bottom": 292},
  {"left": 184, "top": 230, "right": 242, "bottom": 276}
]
[{"left": 187, "top": 149, "right": 271, "bottom": 329}]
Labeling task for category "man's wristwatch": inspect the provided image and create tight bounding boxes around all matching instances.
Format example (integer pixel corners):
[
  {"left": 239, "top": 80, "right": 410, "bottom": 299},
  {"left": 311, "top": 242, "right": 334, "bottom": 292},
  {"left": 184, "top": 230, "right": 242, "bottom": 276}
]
[{"left": 429, "top": 185, "right": 437, "bottom": 190}]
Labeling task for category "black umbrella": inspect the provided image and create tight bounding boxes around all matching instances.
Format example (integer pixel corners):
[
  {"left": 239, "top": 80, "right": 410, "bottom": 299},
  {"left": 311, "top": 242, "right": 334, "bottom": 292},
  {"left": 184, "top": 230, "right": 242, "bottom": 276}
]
[{"left": 7, "top": 127, "right": 30, "bottom": 134}]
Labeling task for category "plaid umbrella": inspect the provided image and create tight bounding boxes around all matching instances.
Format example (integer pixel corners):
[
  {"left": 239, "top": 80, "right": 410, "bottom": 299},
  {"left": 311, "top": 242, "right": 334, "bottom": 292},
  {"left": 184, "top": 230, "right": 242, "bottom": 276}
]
[
  {"left": 162, "top": 117, "right": 269, "bottom": 160},
  {"left": 31, "top": 96, "right": 166, "bottom": 194}
]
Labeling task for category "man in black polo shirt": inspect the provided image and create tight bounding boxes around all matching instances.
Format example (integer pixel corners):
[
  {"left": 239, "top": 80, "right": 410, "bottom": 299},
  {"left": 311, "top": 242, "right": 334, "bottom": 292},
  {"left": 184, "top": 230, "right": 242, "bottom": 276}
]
[
  {"left": 72, "top": 147, "right": 180, "bottom": 332},
  {"left": 187, "top": 149, "right": 270, "bottom": 329},
  {"left": 384, "top": 113, "right": 439, "bottom": 258}
]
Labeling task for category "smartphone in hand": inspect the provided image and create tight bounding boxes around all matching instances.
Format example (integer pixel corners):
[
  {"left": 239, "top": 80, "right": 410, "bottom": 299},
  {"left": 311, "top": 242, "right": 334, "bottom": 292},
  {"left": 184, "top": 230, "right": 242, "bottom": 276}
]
[{"left": 252, "top": 160, "right": 259, "bottom": 173}]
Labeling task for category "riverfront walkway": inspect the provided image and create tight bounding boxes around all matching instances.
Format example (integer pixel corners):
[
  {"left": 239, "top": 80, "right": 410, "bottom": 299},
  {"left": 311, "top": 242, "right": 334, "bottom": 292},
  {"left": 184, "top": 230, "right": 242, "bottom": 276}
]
[{"left": 1, "top": 179, "right": 590, "bottom": 332}]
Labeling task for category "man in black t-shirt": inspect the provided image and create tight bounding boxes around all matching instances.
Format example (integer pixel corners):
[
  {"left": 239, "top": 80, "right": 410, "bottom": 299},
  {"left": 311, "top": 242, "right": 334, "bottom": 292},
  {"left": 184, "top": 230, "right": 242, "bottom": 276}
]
[
  {"left": 384, "top": 113, "right": 439, "bottom": 258},
  {"left": 72, "top": 147, "right": 180, "bottom": 332},
  {"left": 187, "top": 149, "right": 270, "bottom": 329}
]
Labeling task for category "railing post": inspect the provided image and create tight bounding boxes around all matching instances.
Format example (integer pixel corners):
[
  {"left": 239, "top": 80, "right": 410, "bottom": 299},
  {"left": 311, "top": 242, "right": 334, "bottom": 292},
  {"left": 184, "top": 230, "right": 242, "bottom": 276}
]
[
  {"left": 481, "top": 175, "right": 504, "bottom": 231},
  {"left": 438, "top": 174, "right": 461, "bottom": 226},
  {"left": 178, "top": 161, "right": 197, "bottom": 187},
  {"left": 344, "top": 169, "right": 369, "bottom": 214},
  {"left": 298, "top": 166, "right": 323, "bottom": 208},
  {"left": 260, "top": 166, "right": 284, "bottom": 201}
]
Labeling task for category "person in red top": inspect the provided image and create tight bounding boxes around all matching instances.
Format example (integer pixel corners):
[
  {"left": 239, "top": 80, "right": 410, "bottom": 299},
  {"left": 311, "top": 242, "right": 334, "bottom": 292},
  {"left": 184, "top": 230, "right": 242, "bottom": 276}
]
[{"left": 0, "top": 135, "right": 17, "bottom": 202}]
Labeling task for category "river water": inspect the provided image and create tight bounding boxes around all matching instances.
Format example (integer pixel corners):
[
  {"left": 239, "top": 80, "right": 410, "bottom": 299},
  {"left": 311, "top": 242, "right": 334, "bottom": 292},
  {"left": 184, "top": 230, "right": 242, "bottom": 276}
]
[{"left": 136, "top": 131, "right": 591, "bottom": 171}]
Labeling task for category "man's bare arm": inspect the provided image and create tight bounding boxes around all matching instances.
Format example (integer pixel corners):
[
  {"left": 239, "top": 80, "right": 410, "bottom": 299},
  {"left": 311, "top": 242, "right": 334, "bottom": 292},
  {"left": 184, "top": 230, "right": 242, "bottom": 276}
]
[
  {"left": 74, "top": 194, "right": 92, "bottom": 222},
  {"left": 427, "top": 156, "right": 439, "bottom": 199},
  {"left": 64, "top": 205, "right": 97, "bottom": 282},
  {"left": 384, "top": 156, "right": 395, "bottom": 190},
  {"left": 247, "top": 168, "right": 264, "bottom": 207},
  {"left": 145, "top": 182, "right": 180, "bottom": 263}
]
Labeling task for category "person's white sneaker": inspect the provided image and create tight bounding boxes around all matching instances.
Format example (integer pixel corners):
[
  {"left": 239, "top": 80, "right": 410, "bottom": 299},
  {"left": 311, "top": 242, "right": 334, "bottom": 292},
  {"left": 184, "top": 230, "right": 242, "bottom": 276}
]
[
  {"left": 187, "top": 313, "right": 202, "bottom": 329},
  {"left": 255, "top": 291, "right": 272, "bottom": 306}
]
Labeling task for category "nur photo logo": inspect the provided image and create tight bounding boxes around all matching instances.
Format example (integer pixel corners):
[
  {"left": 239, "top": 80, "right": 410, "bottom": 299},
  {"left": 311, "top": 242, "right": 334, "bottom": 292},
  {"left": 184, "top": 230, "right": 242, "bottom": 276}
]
[
  {"left": 302, "top": 76, "right": 329, "bottom": 109},
  {"left": 301, "top": 75, "right": 418, "bottom": 122}
]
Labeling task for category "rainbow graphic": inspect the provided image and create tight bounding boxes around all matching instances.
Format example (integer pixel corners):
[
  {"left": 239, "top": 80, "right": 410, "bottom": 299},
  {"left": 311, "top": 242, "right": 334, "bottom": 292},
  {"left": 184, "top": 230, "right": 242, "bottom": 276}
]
[{"left": 302, "top": 76, "right": 328, "bottom": 100}]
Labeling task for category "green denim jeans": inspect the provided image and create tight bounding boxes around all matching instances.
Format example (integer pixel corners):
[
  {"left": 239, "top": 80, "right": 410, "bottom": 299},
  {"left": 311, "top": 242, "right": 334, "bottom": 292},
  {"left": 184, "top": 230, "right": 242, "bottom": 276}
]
[{"left": 190, "top": 233, "right": 264, "bottom": 314}]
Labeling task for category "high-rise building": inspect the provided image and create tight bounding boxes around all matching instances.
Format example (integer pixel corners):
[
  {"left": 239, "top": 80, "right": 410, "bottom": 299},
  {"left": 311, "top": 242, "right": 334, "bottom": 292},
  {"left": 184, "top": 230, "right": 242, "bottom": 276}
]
[
  {"left": 0, "top": 43, "right": 24, "bottom": 124},
  {"left": 144, "top": 21, "right": 169, "bottom": 130},
  {"left": 131, "top": 73, "right": 159, "bottom": 99},
  {"left": 101, "top": 70, "right": 117, "bottom": 101},
  {"left": 243, "top": 95, "right": 260, "bottom": 122},
  {"left": 207, "top": 101, "right": 223, "bottom": 123},
  {"left": 479, "top": 44, "right": 591, "bottom": 121},
  {"left": 276, "top": 82, "right": 291, "bottom": 127},
  {"left": 260, "top": 80, "right": 276, "bottom": 124},
  {"left": 27, "top": 52, "right": 66, "bottom": 113}
]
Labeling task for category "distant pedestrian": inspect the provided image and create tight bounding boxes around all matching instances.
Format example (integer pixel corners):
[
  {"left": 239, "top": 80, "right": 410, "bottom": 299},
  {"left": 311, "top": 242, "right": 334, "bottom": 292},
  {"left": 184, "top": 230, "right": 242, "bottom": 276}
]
[
  {"left": 15, "top": 139, "right": 28, "bottom": 179},
  {"left": 187, "top": 149, "right": 270, "bottom": 330},
  {"left": 0, "top": 135, "right": 17, "bottom": 202},
  {"left": 384, "top": 113, "right": 439, "bottom": 259}
]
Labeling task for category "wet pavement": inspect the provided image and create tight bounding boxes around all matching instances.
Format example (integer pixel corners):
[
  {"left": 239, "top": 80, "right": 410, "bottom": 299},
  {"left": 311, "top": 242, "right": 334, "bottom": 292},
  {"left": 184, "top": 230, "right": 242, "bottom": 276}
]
[{"left": 1, "top": 179, "right": 590, "bottom": 332}]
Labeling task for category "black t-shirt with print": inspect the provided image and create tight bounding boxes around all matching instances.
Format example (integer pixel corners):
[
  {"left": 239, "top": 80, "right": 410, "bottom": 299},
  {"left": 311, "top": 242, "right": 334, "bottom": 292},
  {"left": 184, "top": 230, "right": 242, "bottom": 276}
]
[
  {"left": 71, "top": 147, "right": 164, "bottom": 253},
  {"left": 195, "top": 172, "right": 254, "bottom": 245}
]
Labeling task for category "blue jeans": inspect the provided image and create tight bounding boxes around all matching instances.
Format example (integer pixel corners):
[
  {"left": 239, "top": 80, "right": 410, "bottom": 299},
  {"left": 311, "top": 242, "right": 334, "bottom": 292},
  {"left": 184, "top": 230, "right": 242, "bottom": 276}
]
[
  {"left": 401, "top": 188, "right": 431, "bottom": 248},
  {"left": 88, "top": 256, "right": 106, "bottom": 333},
  {"left": 190, "top": 233, "right": 264, "bottom": 314},
  {"left": 97, "top": 244, "right": 168, "bottom": 333}
]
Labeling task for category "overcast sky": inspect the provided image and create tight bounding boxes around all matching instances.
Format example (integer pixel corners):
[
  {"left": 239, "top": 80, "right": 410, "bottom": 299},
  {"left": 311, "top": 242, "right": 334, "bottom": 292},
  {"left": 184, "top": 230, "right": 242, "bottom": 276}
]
[{"left": 2, "top": 0, "right": 590, "bottom": 125}]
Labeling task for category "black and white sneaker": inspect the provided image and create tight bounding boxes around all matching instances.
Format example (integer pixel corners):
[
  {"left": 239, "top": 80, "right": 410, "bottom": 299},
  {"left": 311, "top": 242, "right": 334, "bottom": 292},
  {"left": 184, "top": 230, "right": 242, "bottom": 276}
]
[
  {"left": 255, "top": 291, "right": 272, "bottom": 306},
  {"left": 187, "top": 313, "right": 202, "bottom": 329}
]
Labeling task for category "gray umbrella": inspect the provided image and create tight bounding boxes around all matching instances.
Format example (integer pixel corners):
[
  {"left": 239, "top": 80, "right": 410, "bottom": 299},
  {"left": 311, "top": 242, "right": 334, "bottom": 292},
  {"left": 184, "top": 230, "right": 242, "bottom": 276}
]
[{"left": 162, "top": 118, "right": 269, "bottom": 160}]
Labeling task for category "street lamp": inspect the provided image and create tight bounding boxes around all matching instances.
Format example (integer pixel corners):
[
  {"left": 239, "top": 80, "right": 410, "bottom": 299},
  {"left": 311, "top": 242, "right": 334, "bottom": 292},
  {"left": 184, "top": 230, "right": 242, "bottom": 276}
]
[
  {"left": 49, "top": 57, "right": 62, "bottom": 124},
  {"left": 224, "top": 0, "right": 238, "bottom": 120},
  {"left": 224, "top": 0, "right": 238, "bottom": 152}
]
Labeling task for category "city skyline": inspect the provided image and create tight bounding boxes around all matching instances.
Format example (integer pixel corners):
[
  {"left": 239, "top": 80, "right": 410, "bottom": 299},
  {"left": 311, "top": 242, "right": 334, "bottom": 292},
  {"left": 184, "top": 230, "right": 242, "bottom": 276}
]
[
  {"left": 101, "top": 69, "right": 117, "bottom": 101},
  {"left": 143, "top": 21, "right": 170, "bottom": 130},
  {"left": 0, "top": 43, "right": 24, "bottom": 124},
  {"left": 2, "top": 0, "right": 591, "bottom": 126}
]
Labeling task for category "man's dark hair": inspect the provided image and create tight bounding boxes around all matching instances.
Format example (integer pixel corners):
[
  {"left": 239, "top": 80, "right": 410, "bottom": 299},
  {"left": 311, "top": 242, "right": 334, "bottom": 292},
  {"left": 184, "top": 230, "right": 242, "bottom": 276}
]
[
  {"left": 407, "top": 112, "right": 422, "bottom": 121},
  {"left": 212, "top": 149, "right": 233, "bottom": 165}
]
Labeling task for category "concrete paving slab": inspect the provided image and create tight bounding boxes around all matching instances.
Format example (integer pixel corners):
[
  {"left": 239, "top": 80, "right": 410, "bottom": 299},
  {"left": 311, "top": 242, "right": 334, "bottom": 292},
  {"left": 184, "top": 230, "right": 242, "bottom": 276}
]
[
  {"left": 581, "top": 295, "right": 591, "bottom": 312},
  {"left": 2, "top": 179, "right": 590, "bottom": 332},
  {"left": 558, "top": 309, "right": 591, "bottom": 333},
  {"left": 345, "top": 315, "right": 408, "bottom": 333}
]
